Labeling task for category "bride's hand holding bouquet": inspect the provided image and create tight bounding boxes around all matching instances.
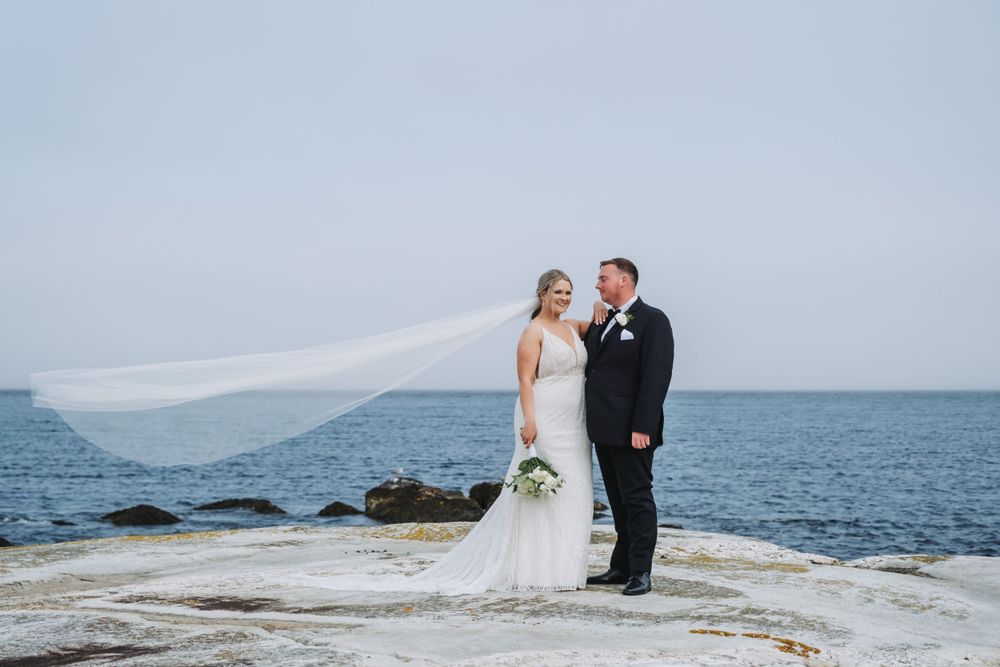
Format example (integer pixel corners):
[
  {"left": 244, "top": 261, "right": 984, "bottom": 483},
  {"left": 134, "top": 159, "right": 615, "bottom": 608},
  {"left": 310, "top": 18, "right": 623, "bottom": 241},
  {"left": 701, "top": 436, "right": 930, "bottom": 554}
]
[{"left": 519, "top": 420, "right": 537, "bottom": 449}]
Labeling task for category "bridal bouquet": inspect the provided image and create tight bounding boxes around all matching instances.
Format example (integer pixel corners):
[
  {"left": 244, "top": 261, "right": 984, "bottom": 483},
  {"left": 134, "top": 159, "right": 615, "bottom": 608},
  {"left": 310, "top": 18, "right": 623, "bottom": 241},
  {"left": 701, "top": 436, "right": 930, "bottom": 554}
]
[{"left": 505, "top": 447, "right": 565, "bottom": 497}]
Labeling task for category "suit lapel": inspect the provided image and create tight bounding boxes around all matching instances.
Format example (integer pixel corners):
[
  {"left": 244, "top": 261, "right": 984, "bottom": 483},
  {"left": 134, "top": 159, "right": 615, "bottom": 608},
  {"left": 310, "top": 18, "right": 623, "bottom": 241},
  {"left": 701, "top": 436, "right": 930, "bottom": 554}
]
[
  {"left": 597, "top": 297, "right": 643, "bottom": 353},
  {"left": 597, "top": 319, "right": 618, "bottom": 352}
]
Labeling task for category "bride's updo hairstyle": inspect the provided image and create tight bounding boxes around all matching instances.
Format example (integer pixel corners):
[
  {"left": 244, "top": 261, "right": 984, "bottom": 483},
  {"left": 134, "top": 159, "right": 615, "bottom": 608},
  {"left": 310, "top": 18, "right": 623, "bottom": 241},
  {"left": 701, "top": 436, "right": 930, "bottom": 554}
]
[{"left": 531, "top": 269, "right": 573, "bottom": 319}]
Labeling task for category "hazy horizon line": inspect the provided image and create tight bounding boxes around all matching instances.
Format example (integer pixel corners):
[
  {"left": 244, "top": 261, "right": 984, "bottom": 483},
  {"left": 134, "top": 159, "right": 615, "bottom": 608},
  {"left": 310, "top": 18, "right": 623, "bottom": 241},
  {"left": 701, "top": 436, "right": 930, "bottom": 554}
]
[{"left": 3, "top": 387, "right": 998, "bottom": 394}]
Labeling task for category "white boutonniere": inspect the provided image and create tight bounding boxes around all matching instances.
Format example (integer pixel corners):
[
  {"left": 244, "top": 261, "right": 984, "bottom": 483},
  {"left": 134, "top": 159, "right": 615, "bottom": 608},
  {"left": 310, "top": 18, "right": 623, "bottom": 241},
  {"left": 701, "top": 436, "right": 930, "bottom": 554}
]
[{"left": 614, "top": 311, "right": 636, "bottom": 327}]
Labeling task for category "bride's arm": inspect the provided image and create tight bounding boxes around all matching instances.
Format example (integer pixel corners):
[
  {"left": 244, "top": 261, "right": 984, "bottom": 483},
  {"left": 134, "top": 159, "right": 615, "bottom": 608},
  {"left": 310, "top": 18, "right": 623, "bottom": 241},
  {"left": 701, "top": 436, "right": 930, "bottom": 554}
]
[
  {"left": 567, "top": 300, "right": 609, "bottom": 337},
  {"left": 516, "top": 325, "right": 543, "bottom": 448}
]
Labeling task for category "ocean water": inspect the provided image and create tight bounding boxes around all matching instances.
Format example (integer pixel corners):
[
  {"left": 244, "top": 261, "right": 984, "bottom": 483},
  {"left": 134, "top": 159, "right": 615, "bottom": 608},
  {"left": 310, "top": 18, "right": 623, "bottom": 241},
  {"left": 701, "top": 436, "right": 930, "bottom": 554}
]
[{"left": 1, "top": 390, "right": 997, "bottom": 560}]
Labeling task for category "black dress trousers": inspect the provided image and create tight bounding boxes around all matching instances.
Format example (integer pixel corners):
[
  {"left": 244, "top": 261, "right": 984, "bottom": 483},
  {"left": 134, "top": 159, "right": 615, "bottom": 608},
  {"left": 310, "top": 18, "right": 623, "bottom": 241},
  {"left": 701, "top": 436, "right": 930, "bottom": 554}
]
[{"left": 594, "top": 442, "right": 657, "bottom": 575}]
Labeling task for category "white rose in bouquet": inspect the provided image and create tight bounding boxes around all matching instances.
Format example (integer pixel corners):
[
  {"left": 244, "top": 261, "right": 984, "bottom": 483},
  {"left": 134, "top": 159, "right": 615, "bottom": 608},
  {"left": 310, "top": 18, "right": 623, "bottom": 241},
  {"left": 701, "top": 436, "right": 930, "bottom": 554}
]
[{"left": 504, "top": 453, "right": 565, "bottom": 498}]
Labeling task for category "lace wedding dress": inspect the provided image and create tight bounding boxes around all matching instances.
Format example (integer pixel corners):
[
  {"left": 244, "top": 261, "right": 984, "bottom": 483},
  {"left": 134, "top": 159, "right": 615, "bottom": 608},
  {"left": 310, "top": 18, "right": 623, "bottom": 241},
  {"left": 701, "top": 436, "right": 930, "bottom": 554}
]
[{"left": 297, "top": 321, "right": 593, "bottom": 596}]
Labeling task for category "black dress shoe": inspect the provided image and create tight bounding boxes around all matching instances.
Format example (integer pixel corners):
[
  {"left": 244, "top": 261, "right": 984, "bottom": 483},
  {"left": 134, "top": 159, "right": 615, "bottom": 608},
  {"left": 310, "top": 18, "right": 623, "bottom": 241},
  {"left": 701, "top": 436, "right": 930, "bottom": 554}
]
[
  {"left": 586, "top": 568, "right": 629, "bottom": 585},
  {"left": 621, "top": 572, "right": 651, "bottom": 596}
]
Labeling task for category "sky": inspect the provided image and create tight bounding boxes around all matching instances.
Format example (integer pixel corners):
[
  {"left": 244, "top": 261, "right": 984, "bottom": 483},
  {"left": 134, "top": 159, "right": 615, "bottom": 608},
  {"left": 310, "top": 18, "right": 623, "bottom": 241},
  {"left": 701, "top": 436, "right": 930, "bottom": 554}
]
[{"left": 1, "top": 1, "right": 998, "bottom": 391}]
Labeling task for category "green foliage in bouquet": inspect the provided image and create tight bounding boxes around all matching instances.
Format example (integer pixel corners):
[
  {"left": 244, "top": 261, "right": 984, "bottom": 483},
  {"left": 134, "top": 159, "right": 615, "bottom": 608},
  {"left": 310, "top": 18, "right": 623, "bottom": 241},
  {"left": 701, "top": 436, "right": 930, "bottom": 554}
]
[{"left": 505, "top": 456, "right": 566, "bottom": 497}]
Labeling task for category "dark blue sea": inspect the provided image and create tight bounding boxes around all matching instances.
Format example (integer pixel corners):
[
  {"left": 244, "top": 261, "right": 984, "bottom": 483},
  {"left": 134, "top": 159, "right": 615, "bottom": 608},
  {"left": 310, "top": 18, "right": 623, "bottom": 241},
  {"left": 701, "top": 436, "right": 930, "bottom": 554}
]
[{"left": 1, "top": 390, "right": 997, "bottom": 560}]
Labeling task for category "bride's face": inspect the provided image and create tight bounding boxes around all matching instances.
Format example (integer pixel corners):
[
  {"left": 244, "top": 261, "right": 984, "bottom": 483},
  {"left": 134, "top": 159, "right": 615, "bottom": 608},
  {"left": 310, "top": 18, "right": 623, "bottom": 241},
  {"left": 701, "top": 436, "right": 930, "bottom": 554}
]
[{"left": 544, "top": 280, "right": 573, "bottom": 317}]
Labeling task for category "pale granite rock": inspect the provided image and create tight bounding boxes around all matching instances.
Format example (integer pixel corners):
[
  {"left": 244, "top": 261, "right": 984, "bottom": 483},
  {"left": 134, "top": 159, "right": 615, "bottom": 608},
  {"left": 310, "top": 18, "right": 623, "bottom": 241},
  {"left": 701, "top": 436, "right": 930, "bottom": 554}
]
[{"left": 0, "top": 524, "right": 997, "bottom": 666}]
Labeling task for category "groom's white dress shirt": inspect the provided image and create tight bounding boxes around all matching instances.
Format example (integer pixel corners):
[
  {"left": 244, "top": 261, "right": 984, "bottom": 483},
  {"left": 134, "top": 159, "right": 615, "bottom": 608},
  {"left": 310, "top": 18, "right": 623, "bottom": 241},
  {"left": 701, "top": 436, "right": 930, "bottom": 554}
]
[{"left": 601, "top": 294, "right": 639, "bottom": 342}]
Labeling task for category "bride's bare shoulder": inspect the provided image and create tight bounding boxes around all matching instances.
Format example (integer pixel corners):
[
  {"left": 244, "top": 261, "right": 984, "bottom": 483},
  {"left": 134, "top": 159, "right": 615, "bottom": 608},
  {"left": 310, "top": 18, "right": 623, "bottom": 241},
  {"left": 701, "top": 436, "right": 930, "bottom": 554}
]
[
  {"left": 517, "top": 322, "right": 543, "bottom": 365},
  {"left": 519, "top": 320, "right": 543, "bottom": 341},
  {"left": 518, "top": 322, "right": 545, "bottom": 351}
]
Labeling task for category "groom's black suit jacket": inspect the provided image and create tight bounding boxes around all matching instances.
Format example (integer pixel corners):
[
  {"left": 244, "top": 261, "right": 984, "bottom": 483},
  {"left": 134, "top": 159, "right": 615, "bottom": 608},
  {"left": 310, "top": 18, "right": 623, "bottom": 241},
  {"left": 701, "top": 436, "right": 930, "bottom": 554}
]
[{"left": 584, "top": 297, "right": 674, "bottom": 448}]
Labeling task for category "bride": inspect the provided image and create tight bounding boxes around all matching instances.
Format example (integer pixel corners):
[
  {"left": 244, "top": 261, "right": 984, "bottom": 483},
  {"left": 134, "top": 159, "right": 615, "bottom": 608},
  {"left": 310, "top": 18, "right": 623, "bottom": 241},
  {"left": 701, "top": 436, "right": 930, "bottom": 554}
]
[
  {"left": 31, "top": 268, "right": 605, "bottom": 595},
  {"left": 299, "top": 269, "right": 605, "bottom": 595}
]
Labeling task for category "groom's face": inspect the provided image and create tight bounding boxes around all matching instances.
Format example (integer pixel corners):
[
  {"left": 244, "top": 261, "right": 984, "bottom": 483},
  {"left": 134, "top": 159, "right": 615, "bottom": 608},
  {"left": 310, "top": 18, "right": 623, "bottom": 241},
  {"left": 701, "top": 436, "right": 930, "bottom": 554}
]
[{"left": 596, "top": 264, "right": 626, "bottom": 306}]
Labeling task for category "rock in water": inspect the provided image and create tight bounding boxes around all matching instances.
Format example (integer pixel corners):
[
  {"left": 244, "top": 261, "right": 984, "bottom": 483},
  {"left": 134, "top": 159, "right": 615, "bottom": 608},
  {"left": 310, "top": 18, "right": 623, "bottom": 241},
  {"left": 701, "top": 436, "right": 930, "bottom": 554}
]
[
  {"left": 194, "top": 499, "right": 287, "bottom": 514},
  {"left": 469, "top": 481, "right": 503, "bottom": 510},
  {"left": 0, "top": 536, "right": 14, "bottom": 547},
  {"left": 593, "top": 500, "right": 611, "bottom": 519},
  {"left": 51, "top": 519, "right": 76, "bottom": 526},
  {"left": 102, "top": 505, "right": 181, "bottom": 526},
  {"left": 318, "top": 501, "right": 363, "bottom": 517},
  {"left": 366, "top": 477, "right": 485, "bottom": 523}
]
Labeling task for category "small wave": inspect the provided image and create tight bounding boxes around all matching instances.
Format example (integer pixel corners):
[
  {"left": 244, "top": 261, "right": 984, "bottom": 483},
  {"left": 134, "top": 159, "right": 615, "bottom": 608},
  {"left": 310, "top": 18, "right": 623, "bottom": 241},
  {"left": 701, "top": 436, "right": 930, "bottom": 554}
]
[
  {"left": 1, "top": 515, "right": 51, "bottom": 525},
  {"left": 763, "top": 517, "right": 864, "bottom": 527}
]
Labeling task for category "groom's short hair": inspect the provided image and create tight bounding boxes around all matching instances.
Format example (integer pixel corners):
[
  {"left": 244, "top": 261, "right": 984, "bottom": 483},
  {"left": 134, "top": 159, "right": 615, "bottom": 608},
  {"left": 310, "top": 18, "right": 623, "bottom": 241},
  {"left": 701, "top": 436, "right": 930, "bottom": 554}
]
[{"left": 600, "top": 258, "right": 638, "bottom": 286}]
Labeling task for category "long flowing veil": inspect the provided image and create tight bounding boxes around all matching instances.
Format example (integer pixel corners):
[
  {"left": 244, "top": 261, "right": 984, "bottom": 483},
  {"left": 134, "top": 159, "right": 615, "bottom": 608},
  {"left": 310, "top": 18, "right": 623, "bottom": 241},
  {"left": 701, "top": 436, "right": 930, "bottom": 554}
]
[{"left": 30, "top": 298, "right": 537, "bottom": 466}]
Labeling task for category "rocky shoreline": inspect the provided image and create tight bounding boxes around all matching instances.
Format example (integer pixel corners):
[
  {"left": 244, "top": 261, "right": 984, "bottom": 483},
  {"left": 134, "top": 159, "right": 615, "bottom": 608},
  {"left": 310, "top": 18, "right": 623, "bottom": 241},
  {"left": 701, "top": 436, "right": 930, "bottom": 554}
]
[
  {"left": 1, "top": 523, "right": 998, "bottom": 666},
  {"left": 1, "top": 477, "right": 611, "bottom": 547}
]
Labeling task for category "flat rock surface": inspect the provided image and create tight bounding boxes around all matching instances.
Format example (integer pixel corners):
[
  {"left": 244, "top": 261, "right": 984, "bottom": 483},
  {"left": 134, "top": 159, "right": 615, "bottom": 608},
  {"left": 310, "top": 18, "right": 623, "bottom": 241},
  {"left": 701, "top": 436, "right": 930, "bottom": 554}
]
[{"left": 1, "top": 524, "right": 998, "bottom": 666}]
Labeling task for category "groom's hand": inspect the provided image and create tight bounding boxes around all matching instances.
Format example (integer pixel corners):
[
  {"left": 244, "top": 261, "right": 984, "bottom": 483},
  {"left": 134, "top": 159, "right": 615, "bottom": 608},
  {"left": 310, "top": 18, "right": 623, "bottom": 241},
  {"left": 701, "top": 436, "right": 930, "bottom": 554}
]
[{"left": 631, "top": 432, "right": 651, "bottom": 449}]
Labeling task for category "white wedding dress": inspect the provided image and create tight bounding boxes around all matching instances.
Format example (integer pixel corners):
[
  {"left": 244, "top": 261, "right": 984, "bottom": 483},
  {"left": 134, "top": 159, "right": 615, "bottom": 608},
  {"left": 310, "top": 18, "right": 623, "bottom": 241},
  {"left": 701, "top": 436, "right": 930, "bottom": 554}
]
[{"left": 296, "top": 322, "right": 593, "bottom": 596}]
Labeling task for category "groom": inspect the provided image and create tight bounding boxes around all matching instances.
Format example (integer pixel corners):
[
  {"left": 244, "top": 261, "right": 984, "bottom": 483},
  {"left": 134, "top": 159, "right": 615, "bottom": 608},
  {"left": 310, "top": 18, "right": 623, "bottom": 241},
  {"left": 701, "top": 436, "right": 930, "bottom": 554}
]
[{"left": 584, "top": 258, "right": 674, "bottom": 596}]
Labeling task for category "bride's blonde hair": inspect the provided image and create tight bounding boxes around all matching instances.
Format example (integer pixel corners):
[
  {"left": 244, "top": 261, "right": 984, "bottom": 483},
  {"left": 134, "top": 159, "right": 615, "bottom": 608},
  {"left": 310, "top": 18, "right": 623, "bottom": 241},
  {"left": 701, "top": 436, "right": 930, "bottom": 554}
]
[{"left": 531, "top": 269, "right": 573, "bottom": 319}]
